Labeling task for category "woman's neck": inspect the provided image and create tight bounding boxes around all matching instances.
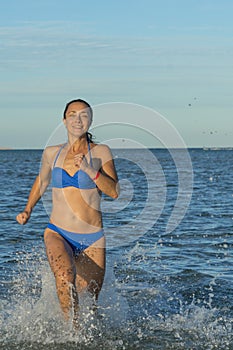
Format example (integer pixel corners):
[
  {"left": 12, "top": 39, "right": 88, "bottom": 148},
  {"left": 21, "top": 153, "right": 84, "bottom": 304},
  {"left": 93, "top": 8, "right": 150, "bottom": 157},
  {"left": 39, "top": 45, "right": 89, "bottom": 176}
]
[{"left": 67, "top": 134, "right": 87, "bottom": 153}]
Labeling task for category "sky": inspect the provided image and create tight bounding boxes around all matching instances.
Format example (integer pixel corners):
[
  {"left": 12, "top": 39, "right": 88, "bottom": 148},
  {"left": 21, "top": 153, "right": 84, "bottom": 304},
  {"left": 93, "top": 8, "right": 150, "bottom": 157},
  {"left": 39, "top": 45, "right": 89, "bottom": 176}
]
[{"left": 0, "top": 0, "right": 233, "bottom": 149}]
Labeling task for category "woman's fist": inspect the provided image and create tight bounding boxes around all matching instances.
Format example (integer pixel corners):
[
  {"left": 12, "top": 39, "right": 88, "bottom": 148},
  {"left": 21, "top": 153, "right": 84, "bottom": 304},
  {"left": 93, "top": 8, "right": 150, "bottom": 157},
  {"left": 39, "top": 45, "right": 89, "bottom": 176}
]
[{"left": 16, "top": 211, "right": 30, "bottom": 225}]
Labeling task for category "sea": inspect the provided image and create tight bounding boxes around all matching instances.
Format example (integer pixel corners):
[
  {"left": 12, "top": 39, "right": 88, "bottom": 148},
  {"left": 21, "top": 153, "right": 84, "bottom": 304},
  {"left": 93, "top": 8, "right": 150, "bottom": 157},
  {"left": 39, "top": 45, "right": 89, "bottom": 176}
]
[{"left": 0, "top": 148, "right": 233, "bottom": 350}]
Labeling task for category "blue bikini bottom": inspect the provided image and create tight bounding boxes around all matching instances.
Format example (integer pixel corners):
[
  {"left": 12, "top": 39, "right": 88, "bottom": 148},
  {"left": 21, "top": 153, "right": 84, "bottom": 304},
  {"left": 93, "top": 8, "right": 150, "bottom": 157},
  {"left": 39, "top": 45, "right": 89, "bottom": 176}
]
[{"left": 47, "top": 223, "right": 104, "bottom": 255}]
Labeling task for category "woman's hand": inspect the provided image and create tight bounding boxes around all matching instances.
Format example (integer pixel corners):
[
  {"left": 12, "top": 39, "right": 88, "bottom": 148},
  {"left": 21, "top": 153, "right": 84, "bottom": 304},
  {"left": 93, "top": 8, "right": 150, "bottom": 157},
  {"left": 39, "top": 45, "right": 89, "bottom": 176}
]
[
  {"left": 16, "top": 211, "right": 31, "bottom": 225},
  {"left": 74, "top": 153, "right": 89, "bottom": 172}
]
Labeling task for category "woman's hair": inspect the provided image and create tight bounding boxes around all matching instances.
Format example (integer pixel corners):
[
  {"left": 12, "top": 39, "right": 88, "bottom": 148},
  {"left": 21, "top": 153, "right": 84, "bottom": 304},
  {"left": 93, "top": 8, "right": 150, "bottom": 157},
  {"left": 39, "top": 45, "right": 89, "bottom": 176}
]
[
  {"left": 63, "top": 98, "right": 93, "bottom": 120},
  {"left": 63, "top": 98, "right": 94, "bottom": 142}
]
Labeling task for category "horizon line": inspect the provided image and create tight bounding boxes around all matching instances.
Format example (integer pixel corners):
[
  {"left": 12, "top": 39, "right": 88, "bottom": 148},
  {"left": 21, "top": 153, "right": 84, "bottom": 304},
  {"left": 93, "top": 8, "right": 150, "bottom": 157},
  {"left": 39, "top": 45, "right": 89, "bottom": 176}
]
[{"left": 1, "top": 146, "right": 233, "bottom": 151}]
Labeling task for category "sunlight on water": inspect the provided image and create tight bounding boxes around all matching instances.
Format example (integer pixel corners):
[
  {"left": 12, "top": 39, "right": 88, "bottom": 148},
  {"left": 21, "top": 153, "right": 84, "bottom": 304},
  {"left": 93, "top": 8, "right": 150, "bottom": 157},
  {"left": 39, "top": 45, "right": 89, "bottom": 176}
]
[
  {"left": 0, "top": 239, "right": 233, "bottom": 349},
  {"left": 1, "top": 149, "right": 233, "bottom": 349},
  {"left": 1, "top": 245, "right": 233, "bottom": 349},
  {"left": 0, "top": 248, "right": 131, "bottom": 349}
]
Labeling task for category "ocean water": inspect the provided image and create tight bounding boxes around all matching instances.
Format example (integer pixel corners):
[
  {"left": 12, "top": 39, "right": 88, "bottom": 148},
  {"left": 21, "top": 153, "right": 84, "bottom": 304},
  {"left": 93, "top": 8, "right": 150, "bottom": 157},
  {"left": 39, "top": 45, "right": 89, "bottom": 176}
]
[{"left": 0, "top": 148, "right": 233, "bottom": 350}]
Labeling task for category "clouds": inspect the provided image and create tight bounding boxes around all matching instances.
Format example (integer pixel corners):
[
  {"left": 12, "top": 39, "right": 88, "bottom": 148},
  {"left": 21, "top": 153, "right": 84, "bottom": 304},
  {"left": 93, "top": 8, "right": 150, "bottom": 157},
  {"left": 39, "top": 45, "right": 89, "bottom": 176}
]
[
  {"left": 0, "top": 7, "right": 232, "bottom": 148},
  {"left": 1, "top": 19, "right": 232, "bottom": 99},
  {"left": 0, "top": 19, "right": 231, "bottom": 106},
  {"left": 0, "top": 20, "right": 224, "bottom": 67}
]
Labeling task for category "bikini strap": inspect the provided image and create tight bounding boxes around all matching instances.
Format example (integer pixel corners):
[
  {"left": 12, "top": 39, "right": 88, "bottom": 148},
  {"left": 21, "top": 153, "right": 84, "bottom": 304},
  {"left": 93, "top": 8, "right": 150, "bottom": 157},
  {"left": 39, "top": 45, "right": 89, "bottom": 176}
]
[
  {"left": 53, "top": 139, "right": 92, "bottom": 168},
  {"left": 53, "top": 144, "right": 66, "bottom": 168},
  {"left": 87, "top": 134, "right": 93, "bottom": 167}
]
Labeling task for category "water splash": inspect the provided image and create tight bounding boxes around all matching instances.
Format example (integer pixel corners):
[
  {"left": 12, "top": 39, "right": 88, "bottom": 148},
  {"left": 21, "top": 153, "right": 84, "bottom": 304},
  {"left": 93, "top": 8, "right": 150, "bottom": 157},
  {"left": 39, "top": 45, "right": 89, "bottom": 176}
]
[
  {"left": 0, "top": 247, "right": 130, "bottom": 349},
  {"left": 1, "top": 243, "right": 233, "bottom": 350}
]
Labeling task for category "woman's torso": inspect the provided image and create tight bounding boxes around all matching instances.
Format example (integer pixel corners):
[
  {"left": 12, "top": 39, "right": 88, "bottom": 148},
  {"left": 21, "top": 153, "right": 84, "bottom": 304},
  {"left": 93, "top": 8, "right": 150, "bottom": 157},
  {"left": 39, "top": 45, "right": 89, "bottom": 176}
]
[{"left": 49, "top": 142, "right": 102, "bottom": 233}]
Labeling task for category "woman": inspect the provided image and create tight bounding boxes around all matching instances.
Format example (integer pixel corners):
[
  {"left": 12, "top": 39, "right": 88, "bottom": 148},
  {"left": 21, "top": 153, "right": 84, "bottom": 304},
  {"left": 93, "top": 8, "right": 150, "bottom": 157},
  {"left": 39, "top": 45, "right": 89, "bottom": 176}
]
[{"left": 16, "top": 98, "right": 119, "bottom": 324}]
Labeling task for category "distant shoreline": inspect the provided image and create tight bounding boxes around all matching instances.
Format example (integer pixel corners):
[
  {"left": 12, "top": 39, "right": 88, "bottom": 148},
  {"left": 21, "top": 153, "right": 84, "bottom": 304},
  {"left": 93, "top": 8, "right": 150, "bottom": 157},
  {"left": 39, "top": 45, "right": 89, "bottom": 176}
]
[{"left": 1, "top": 147, "right": 233, "bottom": 151}]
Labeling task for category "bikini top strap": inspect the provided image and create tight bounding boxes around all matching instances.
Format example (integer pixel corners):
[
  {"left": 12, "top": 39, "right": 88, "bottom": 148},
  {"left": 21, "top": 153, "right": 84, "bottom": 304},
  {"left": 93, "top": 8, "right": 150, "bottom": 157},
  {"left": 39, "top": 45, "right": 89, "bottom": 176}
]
[
  {"left": 87, "top": 135, "right": 93, "bottom": 167},
  {"left": 53, "top": 144, "right": 66, "bottom": 168}
]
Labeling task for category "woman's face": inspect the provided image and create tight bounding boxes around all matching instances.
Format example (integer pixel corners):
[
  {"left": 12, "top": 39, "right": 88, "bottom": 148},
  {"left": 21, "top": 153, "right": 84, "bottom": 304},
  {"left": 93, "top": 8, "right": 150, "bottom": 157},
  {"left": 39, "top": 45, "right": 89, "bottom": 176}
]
[{"left": 63, "top": 102, "right": 92, "bottom": 138}]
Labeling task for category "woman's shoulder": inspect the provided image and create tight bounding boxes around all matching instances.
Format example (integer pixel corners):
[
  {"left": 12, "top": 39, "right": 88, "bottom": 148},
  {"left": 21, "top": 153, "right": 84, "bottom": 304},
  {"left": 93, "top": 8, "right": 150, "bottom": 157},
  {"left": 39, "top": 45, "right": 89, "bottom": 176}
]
[
  {"left": 91, "top": 143, "right": 114, "bottom": 161},
  {"left": 42, "top": 144, "right": 65, "bottom": 163},
  {"left": 91, "top": 143, "right": 112, "bottom": 153},
  {"left": 44, "top": 144, "right": 63, "bottom": 152}
]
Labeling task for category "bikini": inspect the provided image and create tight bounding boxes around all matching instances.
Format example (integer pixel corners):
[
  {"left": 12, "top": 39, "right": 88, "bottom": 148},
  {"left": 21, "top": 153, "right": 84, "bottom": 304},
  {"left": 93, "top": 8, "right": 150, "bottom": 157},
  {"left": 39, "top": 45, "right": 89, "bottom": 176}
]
[
  {"left": 47, "top": 138, "right": 104, "bottom": 255},
  {"left": 51, "top": 139, "right": 97, "bottom": 189},
  {"left": 47, "top": 223, "right": 104, "bottom": 255}
]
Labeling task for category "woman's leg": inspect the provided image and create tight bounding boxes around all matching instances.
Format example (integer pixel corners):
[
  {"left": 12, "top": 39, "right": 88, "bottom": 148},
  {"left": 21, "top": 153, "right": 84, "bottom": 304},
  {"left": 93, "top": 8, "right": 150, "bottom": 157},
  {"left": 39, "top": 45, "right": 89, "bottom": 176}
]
[
  {"left": 44, "top": 228, "right": 78, "bottom": 320},
  {"left": 75, "top": 237, "right": 106, "bottom": 303}
]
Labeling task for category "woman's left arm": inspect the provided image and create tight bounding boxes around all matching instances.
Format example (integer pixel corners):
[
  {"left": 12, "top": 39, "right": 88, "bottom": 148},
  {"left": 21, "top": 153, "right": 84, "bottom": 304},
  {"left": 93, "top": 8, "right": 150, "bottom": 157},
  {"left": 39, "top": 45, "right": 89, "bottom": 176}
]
[{"left": 77, "top": 144, "right": 119, "bottom": 199}]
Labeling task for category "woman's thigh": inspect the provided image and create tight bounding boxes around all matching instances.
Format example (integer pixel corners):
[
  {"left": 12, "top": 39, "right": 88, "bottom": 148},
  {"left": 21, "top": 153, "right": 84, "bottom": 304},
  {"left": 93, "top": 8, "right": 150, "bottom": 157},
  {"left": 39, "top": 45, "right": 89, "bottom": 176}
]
[
  {"left": 75, "top": 237, "right": 106, "bottom": 294},
  {"left": 44, "top": 228, "right": 75, "bottom": 278}
]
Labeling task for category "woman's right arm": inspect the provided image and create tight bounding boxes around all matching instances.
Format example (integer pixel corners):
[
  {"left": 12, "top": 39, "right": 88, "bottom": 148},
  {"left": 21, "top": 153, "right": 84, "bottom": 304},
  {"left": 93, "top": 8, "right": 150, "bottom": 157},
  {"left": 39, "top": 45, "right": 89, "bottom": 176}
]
[{"left": 16, "top": 147, "right": 53, "bottom": 225}]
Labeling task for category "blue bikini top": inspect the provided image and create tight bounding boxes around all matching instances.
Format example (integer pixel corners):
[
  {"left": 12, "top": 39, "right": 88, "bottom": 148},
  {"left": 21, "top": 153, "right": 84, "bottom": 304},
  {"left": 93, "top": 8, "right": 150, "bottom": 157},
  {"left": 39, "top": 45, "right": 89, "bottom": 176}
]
[{"left": 51, "top": 140, "right": 96, "bottom": 189}]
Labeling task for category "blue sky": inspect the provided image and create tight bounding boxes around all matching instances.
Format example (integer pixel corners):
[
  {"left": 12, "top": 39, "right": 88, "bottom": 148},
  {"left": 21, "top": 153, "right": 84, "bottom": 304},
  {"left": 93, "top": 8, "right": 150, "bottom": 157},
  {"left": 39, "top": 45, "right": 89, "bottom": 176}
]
[{"left": 1, "top": 0, "right": 233, "bottom": 148}]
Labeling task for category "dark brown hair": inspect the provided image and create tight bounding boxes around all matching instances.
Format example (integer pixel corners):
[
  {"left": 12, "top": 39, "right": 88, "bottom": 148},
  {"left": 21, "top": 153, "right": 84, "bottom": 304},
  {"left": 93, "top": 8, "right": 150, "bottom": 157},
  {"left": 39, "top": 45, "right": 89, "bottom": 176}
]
[{"left": 63, "top": 98, "right": 93, "bottom": 120}]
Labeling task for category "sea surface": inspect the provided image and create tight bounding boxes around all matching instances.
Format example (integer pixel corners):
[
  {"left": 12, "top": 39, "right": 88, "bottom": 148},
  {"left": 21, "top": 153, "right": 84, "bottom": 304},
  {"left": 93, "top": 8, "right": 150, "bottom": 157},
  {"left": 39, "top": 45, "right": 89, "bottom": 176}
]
[{"left": 0, "top": 148, "right": 233, "bottom": 350}]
